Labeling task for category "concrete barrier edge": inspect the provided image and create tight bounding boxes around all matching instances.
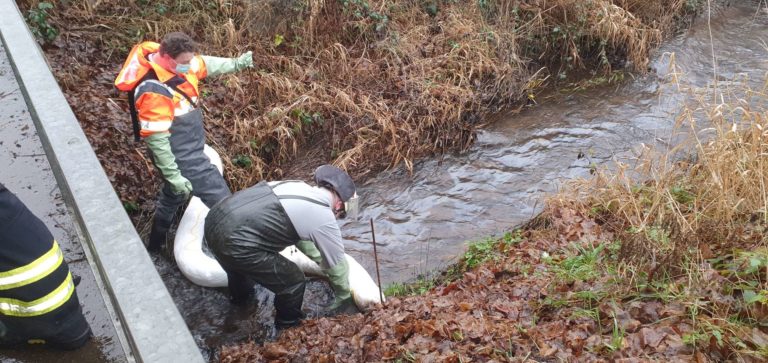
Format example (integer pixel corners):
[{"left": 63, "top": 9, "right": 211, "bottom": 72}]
[{"left": 0, "top": 1, "right": 204, "bottom": 362}]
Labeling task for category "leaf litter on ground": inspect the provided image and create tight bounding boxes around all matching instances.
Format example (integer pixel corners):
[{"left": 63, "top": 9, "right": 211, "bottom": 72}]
[{"left": 221, "top": 204, "right": 768, "bottom": 362}]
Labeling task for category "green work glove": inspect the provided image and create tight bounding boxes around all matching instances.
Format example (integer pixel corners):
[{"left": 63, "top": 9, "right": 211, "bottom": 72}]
[
  {"left": 145, "top": 133, "right": 192, "bottom": 196},
  {"left": 325, "top": 258, "right": 351, "bottom": 309},
  {"left": 235, "top": 51, "right": 254, "bottom": 69},
  {"left": 201, "top": 51, "right": 253, "bottom": 77},
  {"left": 296, "top": 240, "right": 323, "bottom": 265}
]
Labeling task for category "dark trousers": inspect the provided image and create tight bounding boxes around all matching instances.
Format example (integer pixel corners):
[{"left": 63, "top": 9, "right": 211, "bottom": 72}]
[
  {"left": 147, "top": 154, "right": 231, "bottom": 250},
  {"left": 0, "top": 296, "right": 91, "bottom": 350},
  {"left": 219, "top": 249, "right": 306, "bottom": 324}
]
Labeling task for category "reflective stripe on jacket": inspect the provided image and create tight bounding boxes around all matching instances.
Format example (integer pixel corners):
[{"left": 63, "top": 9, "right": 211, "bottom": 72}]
[
  {"left": 0, "top": 184, "right": 77, "bottom": 318},
  {"left": 114, "top": 41, "right": 209, "bottom": 137}
]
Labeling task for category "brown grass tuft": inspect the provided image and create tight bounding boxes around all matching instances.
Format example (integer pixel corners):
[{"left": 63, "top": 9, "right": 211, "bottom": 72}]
[
  {"left": 548, "top": 64, "right": 768, "bottom": 274},
  {"left": 18, "top": 0, "right": 697, "bottom": 210}
]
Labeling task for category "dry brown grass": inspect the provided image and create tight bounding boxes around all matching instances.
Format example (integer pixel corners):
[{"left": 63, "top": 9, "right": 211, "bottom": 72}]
[
  {"left": 547, "top": 59, "right": 768, "bottom": 273},
  {"left": 535, "top": 57, "right": 768, "bottom": 359},
  {"left": 19, "top": 0, "right": 696, "bottom": 205},
  {"left": 197, "top": 0, "right": 689, "bottom": 189}
]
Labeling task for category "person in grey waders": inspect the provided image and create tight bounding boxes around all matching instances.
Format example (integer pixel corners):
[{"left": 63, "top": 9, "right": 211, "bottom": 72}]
[
  {"left": 0, "top": 183, "right": 92, "bottom": 349},
  {"left": 114, "top": 32, "right": 254, "bottom": 252},
  {"left": 204, "top": 165, "right": 360, "bottom": 328}
]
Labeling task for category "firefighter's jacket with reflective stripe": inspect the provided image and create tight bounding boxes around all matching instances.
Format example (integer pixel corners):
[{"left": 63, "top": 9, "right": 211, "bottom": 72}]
[
  {"left": 0, "top": 184, "right": 78, "bottom": 324},
  {"left": 114, "top": 41, "right": 209, "bottom": 138}
]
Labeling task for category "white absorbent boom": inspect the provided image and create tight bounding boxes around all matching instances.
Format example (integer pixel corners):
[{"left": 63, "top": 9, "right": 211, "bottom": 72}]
[{"left": 173, "top": 145, "right": 385, "bottom": 310}]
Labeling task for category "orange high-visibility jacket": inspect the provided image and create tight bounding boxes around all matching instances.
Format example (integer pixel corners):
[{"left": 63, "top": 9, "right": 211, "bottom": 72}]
[{"left": 114, "top": 42, "right": 209, "bottom": 138}]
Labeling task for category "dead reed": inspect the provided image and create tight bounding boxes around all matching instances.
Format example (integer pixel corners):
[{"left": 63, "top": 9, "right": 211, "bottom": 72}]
[
  {"left": 20, "top": 0, "right": 695, "bottom": 206},
  {"left": 537, "top": 63, "right": 768, "bottom": 359},
  {"left": 548, "top": 57, "right": 768, "bottom": 274}
]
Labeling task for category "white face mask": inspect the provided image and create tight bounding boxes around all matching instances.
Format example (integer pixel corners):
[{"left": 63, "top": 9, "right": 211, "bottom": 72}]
[
  {"left": 344, "top": 193, "right": 359, "bottom": 220},
  {"left": 175, "top": 63, "right": 191, "bottom": 74}
]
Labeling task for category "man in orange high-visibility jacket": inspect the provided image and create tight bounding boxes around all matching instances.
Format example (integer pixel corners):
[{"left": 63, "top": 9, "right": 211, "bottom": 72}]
[
  {"left": 0, "top": 183, "right": 92, "bottom": 349},
  {"left": 115, "top": 32, "right": 253, "bottom": 252}
]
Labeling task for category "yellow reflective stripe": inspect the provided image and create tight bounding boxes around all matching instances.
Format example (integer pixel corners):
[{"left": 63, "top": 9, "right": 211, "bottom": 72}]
[
  {"left": 0, "top": 241, "right": 63, "bottom": 290},
  {"left": 0, "top": 274, "right": 75, "bottom": 317}
]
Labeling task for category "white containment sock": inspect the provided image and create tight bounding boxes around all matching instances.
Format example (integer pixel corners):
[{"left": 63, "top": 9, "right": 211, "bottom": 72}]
[
  {"left": 173, "top": 145, "right": 385, "bottom": 308},
  {"left": 173, "top": 145, "right": 228, "bottom": 287}
]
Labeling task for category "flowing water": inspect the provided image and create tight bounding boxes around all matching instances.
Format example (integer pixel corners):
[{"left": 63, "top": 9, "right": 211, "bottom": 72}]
[
  {"left": 154, "top": 2, "right": 768, "bottom": 360},
  {"left": 341, "top": 1, "right": 768, "bottom": 284}
]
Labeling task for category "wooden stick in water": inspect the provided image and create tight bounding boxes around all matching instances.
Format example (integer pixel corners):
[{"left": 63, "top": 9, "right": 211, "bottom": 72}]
[{"left": 370, "top": 218, "right": 385, "bottom": 306}]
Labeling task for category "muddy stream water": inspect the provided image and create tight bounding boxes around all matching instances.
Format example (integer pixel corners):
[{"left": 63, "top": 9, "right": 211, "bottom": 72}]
[{"left": 151, "top": 2, "right": 768, "bottom": 360}]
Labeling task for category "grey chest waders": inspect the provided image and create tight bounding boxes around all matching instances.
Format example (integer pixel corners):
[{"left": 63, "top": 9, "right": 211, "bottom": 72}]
[
  {"left": 168, "top": 108, "right": 231, "bottom": 206},
  {"left": 147, "top": 83, "right": 231, "bottom": 252}
]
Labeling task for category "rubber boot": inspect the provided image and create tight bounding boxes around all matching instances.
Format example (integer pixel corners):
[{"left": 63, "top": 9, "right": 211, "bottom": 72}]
[
  {"left": 274, "top": 280, "right": 306, "bottom": 329},
  {"left": 147, "top": 181, "right": 187, "bottom": 253},
  {"left": 226, "top": 270, "right": 255, "bottom": 305},
  {"left": 330, "top": 297, "right": 360, "bottom": 316},
  {"left": 50, "top": 325, "right": 91, "bottom": 350},
  {"left": 147, "top": 214, "right": 173, "bottom": 252},
  {"left": 275, "top": 312, "right": 305, "bottom": 330},
  {"left": 48, "top": 303, "right": 92, "bottom": 350}
]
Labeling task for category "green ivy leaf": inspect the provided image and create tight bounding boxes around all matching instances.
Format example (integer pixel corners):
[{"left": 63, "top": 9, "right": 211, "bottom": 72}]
[
  {"left": 232, "top": 154, "right": 253, "bottom": 169},
  {"left": 743, "top": 290, "right": 761, "bottom": 304},
  {"left": 712, "top": 330, "right": 723, "bottom": 347}
]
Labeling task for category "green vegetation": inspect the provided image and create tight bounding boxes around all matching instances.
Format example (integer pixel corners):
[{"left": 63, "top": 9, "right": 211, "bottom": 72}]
[
  {"left": 123, "top": 201, "right": 140, "bottom": 215},
  {"left": 25, "top": 2, "right": 57, "bottom": 44},
  {"left": 340, "top": 0, "right": 389, "bottom": 33},
  {"left": 545, "top": 243, "right": 606, "bottom": 283},
  {"left": 464, "top": 230, "right": 523, "bottom": 269},
  {"left": 383, "top": 276, "right": 435, "bottom": 297},
  {"left": 462, "top": 238, "right": 498, "bottom": 270},
  {"left": 385, "top": 230, "right": 522, "bottom": 297},
  {"left": 231, "top": 154, "right": 253, "bottom": 169}
]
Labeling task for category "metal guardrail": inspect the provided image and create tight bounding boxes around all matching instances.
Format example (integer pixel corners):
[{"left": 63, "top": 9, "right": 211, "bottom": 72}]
[{"left": 0, "top": 1, "right": 204, "bottom": 362}]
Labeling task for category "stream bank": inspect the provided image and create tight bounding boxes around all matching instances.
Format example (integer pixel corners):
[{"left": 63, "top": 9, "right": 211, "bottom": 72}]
[{"left": 14, "top": 0, "right": 730, "bottom": 360}]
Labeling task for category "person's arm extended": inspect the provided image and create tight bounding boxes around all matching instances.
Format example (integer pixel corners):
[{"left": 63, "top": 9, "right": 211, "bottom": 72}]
[{"left": 201, "top": 51, "right": 253, "bottom": 77}]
